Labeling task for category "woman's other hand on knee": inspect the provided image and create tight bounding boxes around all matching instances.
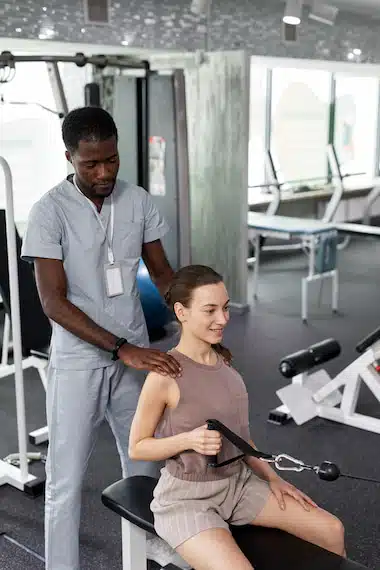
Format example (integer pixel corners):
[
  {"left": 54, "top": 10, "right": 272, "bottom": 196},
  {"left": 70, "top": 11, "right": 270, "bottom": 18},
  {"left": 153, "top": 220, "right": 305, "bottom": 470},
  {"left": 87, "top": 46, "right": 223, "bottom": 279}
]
[{"left": 269, "top": 477, "right": 318, "bottom": 511}]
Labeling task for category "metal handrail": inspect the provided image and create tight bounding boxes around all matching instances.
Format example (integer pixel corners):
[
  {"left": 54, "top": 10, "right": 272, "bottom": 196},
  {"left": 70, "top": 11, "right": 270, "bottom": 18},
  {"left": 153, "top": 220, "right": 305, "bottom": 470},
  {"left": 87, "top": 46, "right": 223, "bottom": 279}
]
[{"left": 248, "top": 171, "right": 366, "bottom": 190}]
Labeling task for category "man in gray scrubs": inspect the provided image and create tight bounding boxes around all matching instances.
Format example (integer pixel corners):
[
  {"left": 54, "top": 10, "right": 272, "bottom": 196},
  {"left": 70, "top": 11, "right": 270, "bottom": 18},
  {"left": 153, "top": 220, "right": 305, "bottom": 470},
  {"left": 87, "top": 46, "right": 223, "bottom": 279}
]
[{"left": 21, "top": 106, "right": 186, "bottom": 570}]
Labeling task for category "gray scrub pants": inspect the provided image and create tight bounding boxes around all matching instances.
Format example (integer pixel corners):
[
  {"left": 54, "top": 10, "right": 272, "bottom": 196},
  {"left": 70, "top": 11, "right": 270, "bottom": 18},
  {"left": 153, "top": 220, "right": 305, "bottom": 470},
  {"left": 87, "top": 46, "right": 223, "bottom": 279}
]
[{"left": 44, "top": 360, "right": 159, "bottom": 570}]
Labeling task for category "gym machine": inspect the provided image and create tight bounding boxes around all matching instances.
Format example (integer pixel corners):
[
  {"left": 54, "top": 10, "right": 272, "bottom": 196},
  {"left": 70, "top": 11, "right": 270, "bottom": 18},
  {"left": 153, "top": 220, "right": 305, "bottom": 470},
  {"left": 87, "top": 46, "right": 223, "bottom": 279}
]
[
  {"left": 108, "top": 66, "right": 190, "bottom": 271},
  {"left": 103, "top": 64, "right": 191, "bottom": 332},
  {"left": 0, "top": 51, "right": 192, "bottom": 469},
  {"left": 0, "top": 157, "right": 45, "bottom": 495},
  {"left": 1, "top": 49, "right": 190, "bottom": 338},
  {"left": 0, "top": 49, "right": 191, "bottom": 271},
  {"left": 102, "top": 416, "right": 372, "bottom": 570},
  {"left": 0, "top": 51, "right": 145, "bottom": 121},
  {"left": 0, "top": 53, "right": 151, "bottom": 493},
  {"left": 269, "top": 326, "right": 380, "bottom": 434},
  {"left": 0, "top": 205, "right": 51, "bottom": 447}
]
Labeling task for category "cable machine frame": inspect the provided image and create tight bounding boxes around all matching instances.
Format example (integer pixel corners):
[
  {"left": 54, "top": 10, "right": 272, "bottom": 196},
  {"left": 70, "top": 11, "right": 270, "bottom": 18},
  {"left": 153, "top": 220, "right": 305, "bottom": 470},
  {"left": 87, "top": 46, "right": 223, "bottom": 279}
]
[{"left": 0, "top": 50, "right": 151, "bottom": 495}]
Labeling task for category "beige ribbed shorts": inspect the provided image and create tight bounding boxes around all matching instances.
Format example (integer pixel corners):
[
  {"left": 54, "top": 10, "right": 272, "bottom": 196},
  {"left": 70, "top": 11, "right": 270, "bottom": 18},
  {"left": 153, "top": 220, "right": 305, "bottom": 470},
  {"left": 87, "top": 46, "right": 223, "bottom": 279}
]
[{"left": 150, "top": 461, "right": 271, "bottom": 550}]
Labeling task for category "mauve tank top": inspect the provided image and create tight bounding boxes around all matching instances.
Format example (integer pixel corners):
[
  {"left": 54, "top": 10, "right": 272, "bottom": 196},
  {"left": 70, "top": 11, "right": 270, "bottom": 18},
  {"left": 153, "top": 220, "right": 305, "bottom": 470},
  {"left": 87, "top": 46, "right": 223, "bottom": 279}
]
[{"left": 154, "top": 348, "right": 251, "bottom": 482}]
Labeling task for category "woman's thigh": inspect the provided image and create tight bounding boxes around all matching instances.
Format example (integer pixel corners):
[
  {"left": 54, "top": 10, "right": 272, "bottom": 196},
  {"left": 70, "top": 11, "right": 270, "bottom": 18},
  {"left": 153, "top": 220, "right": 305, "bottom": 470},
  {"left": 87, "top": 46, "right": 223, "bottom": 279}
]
[
  {"left": 176, "top": 528, "right": 254, "bottom": 570},
  {"left": 250, "top": 491, "right": 344, "bottom": 553}
]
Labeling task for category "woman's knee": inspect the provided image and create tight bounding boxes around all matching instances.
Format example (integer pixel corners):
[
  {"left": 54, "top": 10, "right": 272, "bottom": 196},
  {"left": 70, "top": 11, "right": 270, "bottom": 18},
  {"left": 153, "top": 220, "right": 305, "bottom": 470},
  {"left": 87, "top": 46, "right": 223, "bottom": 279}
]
[{"left": 322, "top": 514, "right": 345, "bottom": 551}]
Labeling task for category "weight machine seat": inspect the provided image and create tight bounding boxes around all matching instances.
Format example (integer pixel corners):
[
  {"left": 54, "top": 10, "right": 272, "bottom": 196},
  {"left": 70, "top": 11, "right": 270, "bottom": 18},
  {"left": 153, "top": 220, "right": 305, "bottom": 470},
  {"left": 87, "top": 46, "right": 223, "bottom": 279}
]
[{"left": 101, "top": 476, "right": 369, "bottom": 570}]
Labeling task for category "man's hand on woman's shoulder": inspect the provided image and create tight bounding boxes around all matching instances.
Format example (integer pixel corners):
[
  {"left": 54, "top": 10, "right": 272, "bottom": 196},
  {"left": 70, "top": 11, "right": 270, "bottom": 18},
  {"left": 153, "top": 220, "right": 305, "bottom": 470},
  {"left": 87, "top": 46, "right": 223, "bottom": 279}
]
[{"left": 118, "top": 344, "right": 182, "bottom": 377}]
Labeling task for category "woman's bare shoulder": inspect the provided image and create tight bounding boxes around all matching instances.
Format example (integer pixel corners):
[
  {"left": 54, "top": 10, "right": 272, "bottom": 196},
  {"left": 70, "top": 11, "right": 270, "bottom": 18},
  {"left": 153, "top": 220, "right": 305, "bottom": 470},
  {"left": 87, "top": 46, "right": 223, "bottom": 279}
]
[{"left": 145, "top": 370, "right": 174, "bottom": 389}]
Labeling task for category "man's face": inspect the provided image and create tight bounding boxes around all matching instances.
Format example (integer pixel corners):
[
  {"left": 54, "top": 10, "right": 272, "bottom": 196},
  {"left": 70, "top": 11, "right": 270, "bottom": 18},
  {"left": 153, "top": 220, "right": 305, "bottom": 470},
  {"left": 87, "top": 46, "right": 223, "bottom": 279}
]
[{"left": 66, "top": 136, "right": 120, "bottom": 199}]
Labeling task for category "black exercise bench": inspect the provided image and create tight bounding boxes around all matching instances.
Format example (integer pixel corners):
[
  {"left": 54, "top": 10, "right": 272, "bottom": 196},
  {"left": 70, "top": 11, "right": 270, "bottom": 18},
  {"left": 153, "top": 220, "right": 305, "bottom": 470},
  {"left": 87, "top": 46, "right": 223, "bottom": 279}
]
[{"left": 102, "top": 475, "right": 369, "bottom": 570}]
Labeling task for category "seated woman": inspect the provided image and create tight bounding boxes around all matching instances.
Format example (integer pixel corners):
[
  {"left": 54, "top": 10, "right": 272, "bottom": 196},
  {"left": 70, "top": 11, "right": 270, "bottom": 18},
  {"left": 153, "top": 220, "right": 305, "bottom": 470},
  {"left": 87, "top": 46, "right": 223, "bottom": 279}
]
[{"left": 129, "top": 265, "right": 346, "bottom": 570}]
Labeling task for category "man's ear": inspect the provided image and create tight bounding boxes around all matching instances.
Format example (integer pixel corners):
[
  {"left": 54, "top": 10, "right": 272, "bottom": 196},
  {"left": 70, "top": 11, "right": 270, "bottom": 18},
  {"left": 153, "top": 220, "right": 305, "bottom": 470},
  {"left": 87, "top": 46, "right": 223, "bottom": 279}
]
[{"left": 65, "top": 150, "right": 72, "bottom": 163}]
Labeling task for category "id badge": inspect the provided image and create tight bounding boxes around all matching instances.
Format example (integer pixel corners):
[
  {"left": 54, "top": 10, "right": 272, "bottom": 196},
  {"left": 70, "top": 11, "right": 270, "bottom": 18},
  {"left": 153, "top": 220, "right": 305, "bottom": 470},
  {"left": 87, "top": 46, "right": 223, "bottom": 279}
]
[{"left": 104, "top": 262, "right": 124, "bottom": 297}]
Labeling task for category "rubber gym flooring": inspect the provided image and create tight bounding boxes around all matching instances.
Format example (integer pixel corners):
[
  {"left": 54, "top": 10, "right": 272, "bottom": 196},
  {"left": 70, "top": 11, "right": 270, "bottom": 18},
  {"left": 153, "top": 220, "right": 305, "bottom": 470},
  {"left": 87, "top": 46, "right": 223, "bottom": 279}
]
[{"left": 0, "top": 235, "right": 380, "bottom": 570}]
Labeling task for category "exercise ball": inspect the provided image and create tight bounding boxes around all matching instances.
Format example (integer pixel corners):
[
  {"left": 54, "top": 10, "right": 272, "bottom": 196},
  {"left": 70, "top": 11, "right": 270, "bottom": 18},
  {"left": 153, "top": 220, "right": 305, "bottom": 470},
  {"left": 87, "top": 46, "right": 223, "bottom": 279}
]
[{"left": 137, "top": 260, "right": 172, "bottom": 335}]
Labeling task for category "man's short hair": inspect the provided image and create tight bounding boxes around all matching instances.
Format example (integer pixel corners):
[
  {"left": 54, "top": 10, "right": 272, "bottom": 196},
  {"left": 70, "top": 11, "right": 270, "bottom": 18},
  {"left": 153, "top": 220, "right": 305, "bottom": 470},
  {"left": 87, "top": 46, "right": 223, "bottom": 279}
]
[{"left": 62, "top": 107, "right": 118, "bottom": 154}]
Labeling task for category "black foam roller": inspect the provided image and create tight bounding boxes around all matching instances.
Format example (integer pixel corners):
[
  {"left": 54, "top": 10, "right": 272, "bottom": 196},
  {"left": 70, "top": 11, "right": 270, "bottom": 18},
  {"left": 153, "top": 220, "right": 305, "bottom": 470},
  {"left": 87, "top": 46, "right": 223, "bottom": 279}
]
[{"left": 279, "top": 338, "right": 341, "bottom": 378}]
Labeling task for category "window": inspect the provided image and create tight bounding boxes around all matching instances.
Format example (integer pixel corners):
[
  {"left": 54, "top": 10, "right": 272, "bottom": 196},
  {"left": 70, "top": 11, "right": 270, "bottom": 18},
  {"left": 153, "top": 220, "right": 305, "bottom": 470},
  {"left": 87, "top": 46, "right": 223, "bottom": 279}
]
[
  {"left": 248, "top": 64, "right": 269, "bottom": 204},
  {"left": 0, "top": 62, "right": 67, "bottom": 226},
  {"left": 333, "top": 74, "right": 379, "bottom": 187},
  {"left": 270, "top": 68, "right": 331, "bottom": 190}
]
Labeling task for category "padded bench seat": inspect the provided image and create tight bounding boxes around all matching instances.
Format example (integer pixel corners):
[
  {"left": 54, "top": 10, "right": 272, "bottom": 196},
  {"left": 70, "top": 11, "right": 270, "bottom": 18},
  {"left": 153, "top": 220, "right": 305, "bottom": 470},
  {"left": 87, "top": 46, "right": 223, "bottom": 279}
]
[{"left": 102, "top": 475, "right": 369, "bottom": 570}]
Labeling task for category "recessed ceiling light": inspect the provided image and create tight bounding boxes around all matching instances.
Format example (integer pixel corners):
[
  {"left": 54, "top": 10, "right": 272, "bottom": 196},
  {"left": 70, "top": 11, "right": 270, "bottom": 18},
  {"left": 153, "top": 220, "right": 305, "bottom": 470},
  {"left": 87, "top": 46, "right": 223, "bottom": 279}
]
[{"left": 283, "top": 0, "right": 303, "bottom": 25}]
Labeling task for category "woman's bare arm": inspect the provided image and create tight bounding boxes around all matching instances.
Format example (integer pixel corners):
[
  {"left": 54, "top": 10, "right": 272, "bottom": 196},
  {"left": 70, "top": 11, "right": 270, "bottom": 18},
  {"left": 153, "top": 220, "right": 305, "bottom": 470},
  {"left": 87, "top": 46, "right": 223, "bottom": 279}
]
[
  {"left": 128, "top": 373, "right": 191, "bottom": 462},
  {"left": 129, "top": 372, "right": 222, "bottom": 461}
]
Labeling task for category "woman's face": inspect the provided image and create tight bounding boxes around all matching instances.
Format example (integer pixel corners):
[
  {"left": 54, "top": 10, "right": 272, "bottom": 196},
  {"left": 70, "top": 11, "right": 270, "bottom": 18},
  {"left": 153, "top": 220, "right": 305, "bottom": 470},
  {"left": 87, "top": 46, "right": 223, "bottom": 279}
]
[{"left": 176, "top": 282, "right": 230, "bottom": 344}]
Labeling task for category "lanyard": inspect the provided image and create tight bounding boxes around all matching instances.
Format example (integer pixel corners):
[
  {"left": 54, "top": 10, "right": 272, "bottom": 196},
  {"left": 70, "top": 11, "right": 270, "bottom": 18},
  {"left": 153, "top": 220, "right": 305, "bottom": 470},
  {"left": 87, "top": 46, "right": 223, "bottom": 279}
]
[{"left": 73, "top": 177, "right": 115, "bottom": 264}]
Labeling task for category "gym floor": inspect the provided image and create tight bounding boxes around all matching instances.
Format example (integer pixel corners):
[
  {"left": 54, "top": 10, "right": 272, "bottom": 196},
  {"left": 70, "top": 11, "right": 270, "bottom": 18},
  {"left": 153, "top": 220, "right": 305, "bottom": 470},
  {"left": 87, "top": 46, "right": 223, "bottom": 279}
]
[{"left": 0, "top": 235, "right": 380, "bottom": 570}]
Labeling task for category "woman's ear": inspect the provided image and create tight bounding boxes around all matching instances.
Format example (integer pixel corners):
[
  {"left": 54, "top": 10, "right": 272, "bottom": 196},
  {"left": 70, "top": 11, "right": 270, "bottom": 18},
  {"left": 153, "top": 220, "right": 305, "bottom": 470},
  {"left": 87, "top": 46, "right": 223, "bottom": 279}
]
[{"left": 174, "top": 301, "right": 187, "bottom": 323}]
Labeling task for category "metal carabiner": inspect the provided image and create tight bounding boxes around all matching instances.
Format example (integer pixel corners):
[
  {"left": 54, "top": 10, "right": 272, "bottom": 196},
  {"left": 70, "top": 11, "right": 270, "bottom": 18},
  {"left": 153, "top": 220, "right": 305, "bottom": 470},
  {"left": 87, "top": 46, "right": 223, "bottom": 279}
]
[{"left": 274, "top": 453, "right": 308, "bottom": 473}]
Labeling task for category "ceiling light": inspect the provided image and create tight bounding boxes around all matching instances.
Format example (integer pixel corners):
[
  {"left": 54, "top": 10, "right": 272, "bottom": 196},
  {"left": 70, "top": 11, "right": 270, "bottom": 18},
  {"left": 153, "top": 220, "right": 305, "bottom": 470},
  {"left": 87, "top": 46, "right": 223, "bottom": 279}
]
[
  {"left": 308, "top": 2, "right": 338, "bottom": 26},
  {"left": 121, "top": 33, "right": 134, "bottom": 46},
  {"left": 38, "top": 25, "right": 55, "bottom": 40},
  {"left": 283, "top": 0, "right": 303, "bottom": 25}
]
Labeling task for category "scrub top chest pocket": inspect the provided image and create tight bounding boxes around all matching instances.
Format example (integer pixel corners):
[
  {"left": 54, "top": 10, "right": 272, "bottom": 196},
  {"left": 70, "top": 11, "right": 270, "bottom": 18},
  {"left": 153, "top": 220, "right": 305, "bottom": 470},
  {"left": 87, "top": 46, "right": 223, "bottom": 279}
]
[{"left": 118, "top": 221, "right": 144, "bottom": 260}]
